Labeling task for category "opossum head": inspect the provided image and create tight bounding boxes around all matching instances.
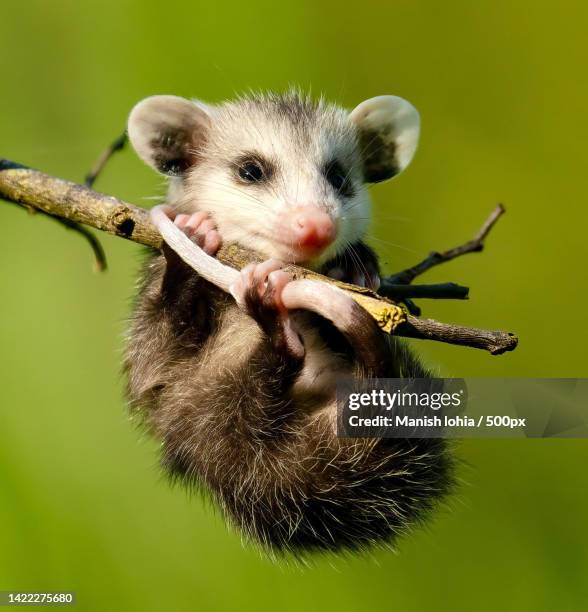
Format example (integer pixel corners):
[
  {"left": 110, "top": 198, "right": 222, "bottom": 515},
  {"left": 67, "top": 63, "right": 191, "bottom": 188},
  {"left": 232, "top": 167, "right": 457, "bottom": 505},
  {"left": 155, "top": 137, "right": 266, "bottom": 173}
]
[{"left": 128, "top": 91, "right": 419, "bottom": 267}]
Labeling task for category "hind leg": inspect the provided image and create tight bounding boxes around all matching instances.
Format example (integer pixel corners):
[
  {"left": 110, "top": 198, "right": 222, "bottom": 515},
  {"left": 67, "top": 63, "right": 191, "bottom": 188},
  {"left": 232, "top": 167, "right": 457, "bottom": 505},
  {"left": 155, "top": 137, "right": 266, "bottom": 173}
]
[{"left": 230, "top": 260, "right": 305, "bottom": 362}]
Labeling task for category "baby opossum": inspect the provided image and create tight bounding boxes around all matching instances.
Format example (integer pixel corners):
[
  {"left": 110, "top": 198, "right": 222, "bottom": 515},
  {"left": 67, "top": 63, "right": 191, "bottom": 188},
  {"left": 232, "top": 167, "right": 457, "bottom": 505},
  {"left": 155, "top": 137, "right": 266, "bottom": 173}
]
[{"left": 125, "top": 91, "right": 453, "bottom": 554}]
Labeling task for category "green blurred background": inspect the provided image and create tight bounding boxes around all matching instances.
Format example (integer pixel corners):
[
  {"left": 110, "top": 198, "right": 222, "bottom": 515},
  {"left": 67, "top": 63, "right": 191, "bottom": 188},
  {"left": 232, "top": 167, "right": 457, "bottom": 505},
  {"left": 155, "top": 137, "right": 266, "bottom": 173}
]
[{"left": 1, "top": 1, "right": 587, "bottom": 610}]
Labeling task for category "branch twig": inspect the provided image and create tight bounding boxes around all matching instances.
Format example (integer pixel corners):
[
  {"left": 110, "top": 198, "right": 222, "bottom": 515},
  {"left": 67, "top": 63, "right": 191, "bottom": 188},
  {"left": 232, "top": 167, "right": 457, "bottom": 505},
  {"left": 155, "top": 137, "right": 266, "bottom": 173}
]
[
  {"left": 379, "top": 282, "right": 469, "bottom": 301},
  {"left": 84, "top": 133, "right": 127, "bottom": 188},
  {"left": 0, "top": 158, "right": 518, "bottom": 355},
  {"left": 386, "top": 204, "right": 506, "bottom": 285},
  {"left": 45, "top": 214, "right": 108, "bottom": 272}
]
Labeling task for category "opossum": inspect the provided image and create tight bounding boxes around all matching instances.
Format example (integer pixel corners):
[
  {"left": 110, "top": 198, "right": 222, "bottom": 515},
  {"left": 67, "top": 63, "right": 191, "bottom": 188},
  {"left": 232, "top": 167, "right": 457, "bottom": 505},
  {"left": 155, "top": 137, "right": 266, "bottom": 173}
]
[{"left": 125, "top": 91, "right": 453, "bottom": 554}]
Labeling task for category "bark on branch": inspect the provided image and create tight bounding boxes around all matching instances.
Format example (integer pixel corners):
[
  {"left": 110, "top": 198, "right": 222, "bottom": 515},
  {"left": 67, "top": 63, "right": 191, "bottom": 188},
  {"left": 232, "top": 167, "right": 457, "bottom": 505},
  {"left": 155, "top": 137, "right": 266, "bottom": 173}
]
[{"left": 0, "top": 158, "right": 518, "bottom": 355}]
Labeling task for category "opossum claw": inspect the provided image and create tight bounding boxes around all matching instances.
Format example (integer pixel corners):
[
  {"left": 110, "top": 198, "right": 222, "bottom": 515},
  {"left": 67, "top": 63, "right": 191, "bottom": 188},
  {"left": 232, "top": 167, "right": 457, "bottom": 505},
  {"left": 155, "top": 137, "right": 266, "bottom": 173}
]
[
  {"left": 230, "top": 261, "right": 305, "bottom": 359},
  {"left": 173, "top": 210, "right": 222, "bottom": 256}
]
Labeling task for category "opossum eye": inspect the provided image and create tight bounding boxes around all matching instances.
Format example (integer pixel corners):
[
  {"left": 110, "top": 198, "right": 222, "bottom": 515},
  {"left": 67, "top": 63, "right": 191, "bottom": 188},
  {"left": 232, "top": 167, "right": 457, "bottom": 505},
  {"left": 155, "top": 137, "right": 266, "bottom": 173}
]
[
  {"left": 325, "top": 161, "right": 346, "bottom": 190},
  {"left": 238, "top": 161, "right": 264, "bottom": 183},
  {"left": 325, "top": 161, "right": 353, "bottom": 197}
]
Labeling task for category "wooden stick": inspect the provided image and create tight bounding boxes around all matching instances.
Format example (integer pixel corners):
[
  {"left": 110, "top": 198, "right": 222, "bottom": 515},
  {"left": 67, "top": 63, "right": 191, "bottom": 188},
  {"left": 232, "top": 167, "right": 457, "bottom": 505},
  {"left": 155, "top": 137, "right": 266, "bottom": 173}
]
[{"left": 0, "top": 158, "right": 518, "bottom": 354}]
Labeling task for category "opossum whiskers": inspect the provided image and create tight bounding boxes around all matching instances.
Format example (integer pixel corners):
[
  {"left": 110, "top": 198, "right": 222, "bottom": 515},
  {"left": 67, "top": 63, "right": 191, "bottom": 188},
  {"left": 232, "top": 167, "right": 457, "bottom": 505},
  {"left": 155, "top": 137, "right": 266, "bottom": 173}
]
[
  {"left": 344, "top": 241, "right": 371, "bottom": 282},
  {"left": 366, "top": 234, "right": 420, "bottom": 256}
]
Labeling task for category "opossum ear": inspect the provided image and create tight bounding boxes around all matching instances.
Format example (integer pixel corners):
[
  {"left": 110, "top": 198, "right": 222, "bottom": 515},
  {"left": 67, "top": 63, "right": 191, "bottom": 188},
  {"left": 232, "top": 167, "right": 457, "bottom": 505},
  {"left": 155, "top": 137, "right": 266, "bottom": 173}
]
[
  {"left": 128, "top": 95, "right": 211, "bottom": 176},
  {"left": 350, "top": 95, "right": 420, "bottom": 183}
]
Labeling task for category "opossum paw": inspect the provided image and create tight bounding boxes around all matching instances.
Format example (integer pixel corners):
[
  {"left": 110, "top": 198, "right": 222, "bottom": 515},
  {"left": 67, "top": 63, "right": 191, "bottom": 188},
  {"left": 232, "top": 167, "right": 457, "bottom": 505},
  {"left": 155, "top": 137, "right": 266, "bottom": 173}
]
[
  {"left": 230, "top": 260, "right": 305, "bottom": 360},
  {"left": 173, "top": 211, "right": 222, "bottom": 256}
]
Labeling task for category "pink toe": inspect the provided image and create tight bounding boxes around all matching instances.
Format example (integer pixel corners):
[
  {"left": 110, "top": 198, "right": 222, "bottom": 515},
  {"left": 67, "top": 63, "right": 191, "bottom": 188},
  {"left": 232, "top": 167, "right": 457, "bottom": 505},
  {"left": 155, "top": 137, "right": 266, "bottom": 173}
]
[
  {"left": 253, "top": 259, "right": 284, "bottom": 285},
  {"left": 191, "top": 232, "right": 206, "bottom": 248},
  {"left": 174, "top": 214, "right": 189, "bottom": 226},
  {"left": 185, "top": 211, "right": 209, "bottom": 231},
  {"left": 203, "top": 231, "right": 221, "bottom": 255}
]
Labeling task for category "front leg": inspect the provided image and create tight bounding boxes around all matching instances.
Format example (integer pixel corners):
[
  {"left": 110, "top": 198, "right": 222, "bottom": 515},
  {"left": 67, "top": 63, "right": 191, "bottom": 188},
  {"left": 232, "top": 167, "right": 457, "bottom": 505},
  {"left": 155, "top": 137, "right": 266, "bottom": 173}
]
[
  {"left": 126, "top": 209, "right": 224, "bottom": 412},
  {"left": 157, "top": 208, "right": 224, "bottom": 333}
]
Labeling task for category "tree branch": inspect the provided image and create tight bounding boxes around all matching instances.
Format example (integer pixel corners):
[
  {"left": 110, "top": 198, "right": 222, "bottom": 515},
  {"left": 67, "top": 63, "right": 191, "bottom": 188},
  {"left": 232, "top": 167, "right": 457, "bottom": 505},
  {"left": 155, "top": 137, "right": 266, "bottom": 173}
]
[
  {"left": 0, "top": 158, "right": 518, "bottom": 355},
  {"left": 386, "top": 204, "right": 506, "bottom": 285}
]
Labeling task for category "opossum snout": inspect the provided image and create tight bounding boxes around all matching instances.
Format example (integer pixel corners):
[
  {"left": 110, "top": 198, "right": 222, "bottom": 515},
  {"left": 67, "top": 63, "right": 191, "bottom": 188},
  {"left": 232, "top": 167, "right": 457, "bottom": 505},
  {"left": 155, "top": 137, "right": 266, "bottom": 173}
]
[{"left": 277, "top": 206, "right": 336, "bottom": 256}]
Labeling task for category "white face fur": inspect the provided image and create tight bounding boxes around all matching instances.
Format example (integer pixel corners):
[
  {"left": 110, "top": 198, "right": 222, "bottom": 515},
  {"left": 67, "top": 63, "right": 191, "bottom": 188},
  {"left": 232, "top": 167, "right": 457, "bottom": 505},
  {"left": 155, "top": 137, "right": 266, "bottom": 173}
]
[{"left": 128, "top": 91, "right": 419, "bottom": 267}]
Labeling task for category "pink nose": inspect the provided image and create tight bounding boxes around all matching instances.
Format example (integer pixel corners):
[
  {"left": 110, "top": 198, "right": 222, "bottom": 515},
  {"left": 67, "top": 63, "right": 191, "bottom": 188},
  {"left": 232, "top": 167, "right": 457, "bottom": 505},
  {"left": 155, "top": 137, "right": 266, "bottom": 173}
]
[{"left": 291, "top": 208, "right": 336, "bottom": 250}]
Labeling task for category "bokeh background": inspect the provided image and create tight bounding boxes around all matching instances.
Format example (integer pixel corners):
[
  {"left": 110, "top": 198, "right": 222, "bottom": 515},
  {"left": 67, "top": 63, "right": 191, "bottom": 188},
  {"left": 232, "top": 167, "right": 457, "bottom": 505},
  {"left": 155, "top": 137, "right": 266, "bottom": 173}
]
[{"left": 1, "top": 1, "right": 587, "bottom": 610}]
